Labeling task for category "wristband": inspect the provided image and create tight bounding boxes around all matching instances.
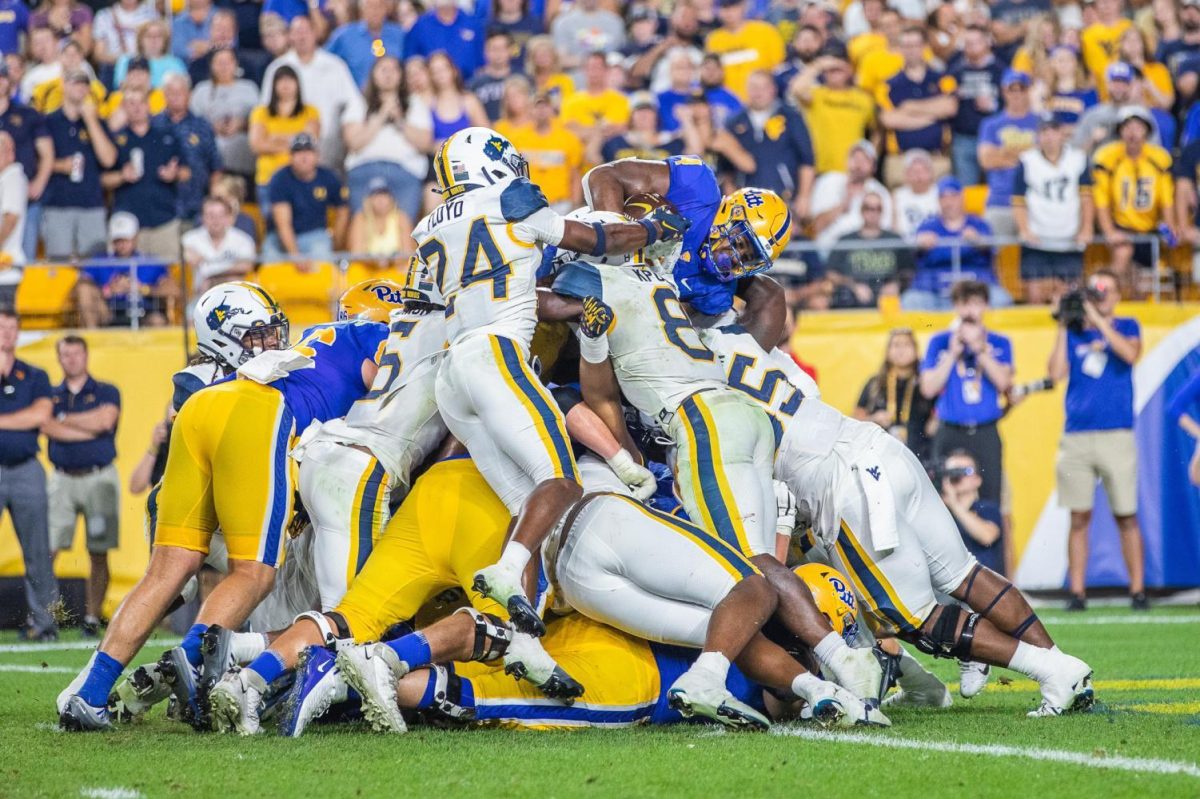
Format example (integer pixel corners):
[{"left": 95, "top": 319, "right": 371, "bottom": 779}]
[
  {"left": 589, "top": 221, "right": 607, "bottom": 257},
  {"left": 579, "top": 330, "right": 610, "bottom": 363},
  {"left": 638, "top": 218, "right": 659, "bottom": 246}
]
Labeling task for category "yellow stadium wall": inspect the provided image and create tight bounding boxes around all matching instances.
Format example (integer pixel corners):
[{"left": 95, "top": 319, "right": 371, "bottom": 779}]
[{"left": 1, "top": 304, "right": 1196, "bottom": 618}]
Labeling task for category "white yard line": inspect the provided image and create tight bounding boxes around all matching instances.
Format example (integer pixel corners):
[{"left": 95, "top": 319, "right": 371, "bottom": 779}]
[
  {"left": 1039, "top": 615, "right": 1200, "bottom": 626},
  {"left": 79, "top": 788, "right": 145, "bottom": 799},
  {"left": 0, "top": 638, "right": 180, "bottom": 654},
  {"left": 775, "top": 727, "right": 1200, "bottom": 779},
  {"left": 0, "top": 664, "right": 77, "bottom": 674}
]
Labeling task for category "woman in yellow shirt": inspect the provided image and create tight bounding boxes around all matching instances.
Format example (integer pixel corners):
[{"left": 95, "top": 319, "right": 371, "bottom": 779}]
[
  {"left": 524, "top": 35, "right": 574, "bottom": 107},
  {"left": 1011, "top": 14, "right": 1062, "bottom": 79},
  {"left": 248, "top": 65, "right": 320, "bottom": 206},
  {"left": 1119, "top": 27, "right": 1174, "bottom": 109},
  {"left": 348, "top": 178, "right": 415, "bottom": 262}
]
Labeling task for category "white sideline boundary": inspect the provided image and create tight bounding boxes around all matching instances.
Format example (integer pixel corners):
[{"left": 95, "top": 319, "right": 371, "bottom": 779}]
[
  {"left": 0, "top": 638, "right": 180, "bottom": 654},
  {"left": 1039, "top": 614, "right": 1200, "bottom": 625},
  {"left": 775, "top": 727, "right": 1200, "bottom": 779}
]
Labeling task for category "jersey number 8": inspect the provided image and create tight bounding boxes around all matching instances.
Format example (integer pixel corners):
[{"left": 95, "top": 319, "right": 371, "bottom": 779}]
[{"left": 652, "top": 286, "right": 714, "bottom": 362}]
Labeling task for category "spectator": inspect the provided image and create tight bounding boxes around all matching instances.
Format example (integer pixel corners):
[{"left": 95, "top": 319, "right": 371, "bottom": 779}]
[
  {"left": 158, "top": 73, "right": 219, "bottom": 225},
  {"left": 0, "top": 62, "right": 51, "bottom": 262},
  {"left": 30, "top": 0, "right": 90, "bottom": 54},
  {"left": 77, "top": 212, "right": 171, "bottom": 326},
  {"left": 1035, "top": 45, "right": 1098, "bottom": 128},
  {"left": 488, "top": 0, "right": 544, "bottom": 58},
  {"left": 524, "top": 34, "right": 574, "bottom": 107},
  {"left": 551, "top": 0, "right": 625, "bottom": 70},
  {"left": 20, "top": 26, "right": 58, "bottom": 102},
  {"left": 469, "top": 30, "right": 520, "bottom": 123},
  {"left": 846, "top": 0, "right": 886, "bottom": 48},
  {"left": 181, "top": 195, "right": 255, "bottom": 291},
  {"left": 4, "top": 53, "right": 24, "bottom": 97},
  {"left": 0, "top": 0, "right": 30, "bottom": 55},
  {"left": 877, "top": 26, "right": 958, "bottom": 187},
  {"left": 190, "top": 47, "right": 258, "bottom": 180},
  {"left": 892, "top": 148, "right": 939, "bottom": 240},
  {"left": 343, "top": 55, "right": 433, "bottom": 220},
  {"left": 726, "top": 69, "right": 814, "bottom": 221},
  {"left": 675, "top": 90, "right": 755, "bottom": 179},
  {"left": 919, "top": 278, "right": 1014, "bottom": 504},
  {"left": 1072, "top": 62, "right": 1163, "bottom": 153},
  {"left": 853, "top": 327, "right": 934, "bottom": 461},
  {"left": 1092, "top": 106, "right": 1176, "bottom": 289},
  {"left": 704, "top": 0, "right": 785, "bottom": 101},
  {"left": 790, "top": 47, "right": 876, "bottom": 175},
  {"left": 100, "top": 57, "right": 166, "bottom": 125},
  {"left": 428, "top": 50, "right": 489, "bottom": 148},
  {"left": 260, "top": 15, "right": 361, "bottom": 170},
  {"left": 93, "top": 0, "right": 158, "bottom": 67},
  {"left": 811, "top": 139, "right": 890, "bottom": 251},
  {"left": 0, "top": 309, "right": 59, "bottom": 640},
  {"left": 248, "top": 64, "right": 320, "bottom": 206},
  {"left": 1013, "top": 113, "right": 1093, "bottom": 304},
  {"left": 560, "top": 51, "right": 631, "bottom": 145},
  {"left": 855, "top": 7, "right": 905, "bottom": 99},
  {"left": 209, "top": 172, "right": 257, "bottom": 241},
  {"left": 262, "top": 0, "right": 328, "bottom": 39},
  {"left": 905, "top": 177, "right": 1012, "bottom": 310},
  {"left": 1157, "top": 0, "right": 1200, "bottom": 76},
  {"left": 695, "top": 53, "right": 743, "bottom": 128},
  {"left": 773, "top": 24, "right": 826, "bottom": 97},
  {"left": 1117, "top": 26, "right": 1174, "bottom": 110},
  {"left": 1011, "top": 13, "right": 1064, "bottom": 79},
  {"left": 127, "top": 410, "right": 168, "bottom": 496},
  {"left": 636, "top": 3, "right": 705, "bottom": 94},
  {"left": 404, "top": 0, "right": 484, "bottom": 79},
  {"left": 187, "top": 10, "right": 248, "bottom": 85},
  {"left": 991, "top": 0, "right": 1050, "bottom": 65},
  {"left": 0, "top": 132, "right": 27, "bottom": 289},
  {"left": 496, "top": 79, "right": 583, "bottom": 213},
  {"left": 42, "top": 69, "right": 115, "bottom": 259},
  {"left": 264, "top": 132, "right": 348, "bottom": 261},
  {"left": 824, "top": 190, "right": 912, "bottom": 307},
  {"left": 939, "top": 448, "right": 1006, "bottom": 575},
  {"left": 347, "top": 177, "right": 414, "bottom": 260},
  {"left": 326, "top": 0, "right": 405, "bottom": 88},
  {"left": 42, "top": 334, "right": 120, "bottom": 638},
  {"left": 1081, "top": 0, "right": 1132, "bottom": 96},
  {"left": 618, "top": 7, "right": 666, "bottom": 92},
  {"left": 599, "top": 91, "right": 683, "bottom": 164},
  {"left": 977, "top": 68, "right": 1039, "bottom": 238},
  {"left": 656, "top": 49, "right": 701, "bottom": 134},
  {"left": 1047, "top": 269, "right": 1147, "bottom": 611},
  {"left": 946, "top": 25, "right": 1003, "bottom": 185},
  {"left": 29, "top": 38, "right": 106, "bottom": 115},
  {"left": 171, "top": 0, "right": 215, "bottom": 63},
  {"left": 102, "top": 88, "right": 187, "bottom": 261}
]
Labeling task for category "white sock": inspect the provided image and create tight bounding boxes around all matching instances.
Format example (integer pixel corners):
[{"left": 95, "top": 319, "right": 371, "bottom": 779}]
[
  {"left": 498, "top": 542, "right": 532, "bottom": 575},
  {"left": 1008, "top": 641, "right": 1055, "bottom": 683},
  {"left": 1050, "top": 645, "right": 1062, "bottom": 655},
  {"left": 692, "top": 651, "right": 731, "bottom": 681},
  {"left": 230, "top": 632, "right": 269, "bottom": 665},
  {"left": 813, "top": 631, "right": 847, "bottom": 669},
  {"left": 790, "top": 671, "right": 822, "bottom": 701}
]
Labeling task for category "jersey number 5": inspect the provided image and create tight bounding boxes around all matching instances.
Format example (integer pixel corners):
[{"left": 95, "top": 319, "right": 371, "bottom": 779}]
[
  {"left": 652, "top": 286, "right": 714, "bottom": 361},
  {"left": 362, "top": 319, "right": 417, "bottom": 403}
]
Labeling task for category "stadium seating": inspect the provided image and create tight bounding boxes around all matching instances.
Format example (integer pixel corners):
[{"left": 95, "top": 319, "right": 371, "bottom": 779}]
[
  {"left": 16, "top": 265, "right": 79, "bottom": 329},
  {"left": 256, "top": 261, "right": 340, "bottom": 327}
]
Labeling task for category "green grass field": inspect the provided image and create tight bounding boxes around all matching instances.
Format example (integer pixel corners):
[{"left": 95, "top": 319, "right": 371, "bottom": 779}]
[{"left": 3, "top": 606, "right": 1199, "bottom": 799}]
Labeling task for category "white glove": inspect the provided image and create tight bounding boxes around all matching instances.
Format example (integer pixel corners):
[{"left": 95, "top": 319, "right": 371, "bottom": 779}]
[
  {"left": 774, "top": 480, "right": 797, "bottom": 539},
  {"left": 607, "top": 449, "right": 657, "bottom": 501}
]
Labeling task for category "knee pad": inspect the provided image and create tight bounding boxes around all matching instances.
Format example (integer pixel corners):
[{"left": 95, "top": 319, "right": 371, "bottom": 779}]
[
  {"left": 426, "top": 664, "right": 476, "bottom": 722},
  {"left": 904, "top": 605, "right": 980, "bottom": 660},
  {"left": 294, "top": 610, "right": 351, "bottom": 647},
  {"left": 453, "top": 606, "right": 512, "bottom": 662}
]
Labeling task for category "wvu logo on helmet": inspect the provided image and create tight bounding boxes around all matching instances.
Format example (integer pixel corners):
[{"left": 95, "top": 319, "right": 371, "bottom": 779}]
[
  {"left": 483, "top": 135, "right": 509, "bottom": 162},
  {"left": 205, "top": 304, "right": 249, "bottom": 331}
]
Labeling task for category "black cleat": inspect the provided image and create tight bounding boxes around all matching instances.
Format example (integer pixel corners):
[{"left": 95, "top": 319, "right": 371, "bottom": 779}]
[
  {"left": 1131, "top": 592, "right": 1150, "bottom": 611},
  {"left": 159, "top": 648, "right": 205, "bottom": 731},
  {"left": 1065, "top": 594, "right": 1087, "bottom": 612},
  {"left": 504, "top": 595, "right": 546, "bottom": 637}
]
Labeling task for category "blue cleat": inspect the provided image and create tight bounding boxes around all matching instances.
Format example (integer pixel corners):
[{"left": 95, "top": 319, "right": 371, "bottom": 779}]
[
  {"left": 279, "top": 646, "right": 347, "bottom": 738},
  {"left": 159, "top": 647, "right": 204, "bottom": 730}
]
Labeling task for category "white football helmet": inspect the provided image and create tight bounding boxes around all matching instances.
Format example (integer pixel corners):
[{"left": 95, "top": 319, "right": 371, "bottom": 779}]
[
  {"left": 193, "top": 281, "right": 290, "bottom": 367},
  {"left": 433, "top": 127, "right": 529, "bottom": 197}
]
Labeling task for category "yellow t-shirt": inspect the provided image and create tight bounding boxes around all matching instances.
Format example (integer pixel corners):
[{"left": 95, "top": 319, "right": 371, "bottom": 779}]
[
  {"left": 705, "top": 20, "right": 786, "bottom": 100},
  {"left": 849, "top": 32, "right": 887, "bottom": 67},
  {"left": 1092, "top": 140, "right": 1174, "bottom": 232},
  {"left": 1081, "top": 19, "right": 1132, "bottom": 98},
  {"left": 1141, "top": 61, "right": 1175, "bottom": 106},
  {"left": 537, "top": 72, "right": 575, "bottom": 106},
  {"left": 31, "top": 78, "right": 107, "bottom": 115},
  {"left": 248, "top": 104, "right": 321, "bottom": 187},
  {"left": 856, "top": 48, "right": 903, "bottom": 98},
  {"left": 560, "top": 89, "right": 630, "bottom": 129},
  {"left": 1011, "top": 46, "right": 1034, "bottom": 76},
  {"left": 99, "top": 88, "right": 166, "bottom": 120},
  {"left": 804, "top": 85, "right": 875, "bottom": 173},
  {"left": 495, "top": 119, "right": 583, "bottom": 206}
]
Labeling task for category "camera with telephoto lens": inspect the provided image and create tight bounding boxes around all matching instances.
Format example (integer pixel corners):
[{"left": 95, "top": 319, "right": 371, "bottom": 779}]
[{"left": 1052, "top": 286, "right": 1104, "bottom": 333}]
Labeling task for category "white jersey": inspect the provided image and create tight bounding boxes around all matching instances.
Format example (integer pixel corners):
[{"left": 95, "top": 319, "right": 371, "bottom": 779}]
[
  {"left": 1013, "top": 145, "right": 1089, "bottom": 250},
  {"left": 699, "top": 324, "right": 820, "bottom": 424},
  {"left": 170, "top": 359, "right": 227, "bottom": 413},
  {"left": 411, "top": 177, "right": 566, "bottom": 349},
  {"left": 552, "top": 260, "right": 726, "bottom": 424},
  {"left": 305, "top": 307, "right": 448, "bottom": 489}
]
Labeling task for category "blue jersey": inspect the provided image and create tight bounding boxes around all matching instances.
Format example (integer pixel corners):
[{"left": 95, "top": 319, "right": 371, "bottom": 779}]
[{"left": 663, "top": 155, "right": 734, "bottom": 316}]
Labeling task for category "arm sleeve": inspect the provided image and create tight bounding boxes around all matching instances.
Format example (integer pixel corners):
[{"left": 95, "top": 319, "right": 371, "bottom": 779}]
[
  {"left": 510, "top": 206, "right": 566, "bottom": 247},
  {"left": 99, "top": 383, "right": 121, "bottom": 409},
  {"left": 30, "top": 369, "right": 51, "bottom": 400}
]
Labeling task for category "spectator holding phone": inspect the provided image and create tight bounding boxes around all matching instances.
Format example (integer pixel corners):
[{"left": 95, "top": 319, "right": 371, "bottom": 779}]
[{"left": 940, "top": 448, "right": 1006, "bottom": 575}]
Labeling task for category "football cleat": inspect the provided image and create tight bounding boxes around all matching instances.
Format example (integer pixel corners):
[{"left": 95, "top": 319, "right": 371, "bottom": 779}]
[
  {"left": 59, "top": 695, "right": 113, "bottom": 732},
  {"left": 336, "top": 644, "right": 407, "bottom": 734},
  {"left": 209, "top": 668, "right": 266, "bottom": 736},
  {"left": 823, "top": 645, "right": 884, "bottom": 700},
  {"left": 1028, "top": 655, "right": 1094, "bottom": 718},
  {"left": 280, "top": 646, "right": 348, "bottom": 738},
  {"left": 472, "top": 564, "right": 546, "bottom": 637},
  {"left": 666, "top": 668, "right": 770, "bottom": 731},
  {"left": 958, "top": 660, "right": 991, "bottom": 699},
  {"left": 109, "top": 663, "right": 173, "bottom": 722},
  {"left": 201, "top": 626, "right": 236, "bottom": 688},
  {"left": 159, "top": 647, "right": 205, "bottom": 730},
  {"left": 502, "top": 633, "right": 585, "bottom": 703},
  {"left": 884, "top": 664, "right": 952, "bottom": 709},
  {"left": 796, "top": 678, "right": 892, "bottom": 728}
]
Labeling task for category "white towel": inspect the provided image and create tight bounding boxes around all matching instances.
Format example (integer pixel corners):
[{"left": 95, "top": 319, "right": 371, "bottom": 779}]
[
  {"left": 853, "top": 450, "right": 899, "bottom": 552},
  {"left": 236, "top": 349, "right": 314, "bottom": 384}
]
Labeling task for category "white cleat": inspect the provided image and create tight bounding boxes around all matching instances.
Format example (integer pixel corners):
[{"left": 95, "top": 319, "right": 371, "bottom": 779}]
[
  {"left": 667, "top": 666, "right": 771, "bottom": 731},
  {"left": 795, "top": 677, "right": 892, "bottom": 728},
  {"left": 958, "top": 660, "right": 991, "bottom": 699},
  {"left": 208, "top": 669, "right": 266, "bottom": 736},
  {"left": 336, "top": 644, "right": 407, "bottom": 734},
  {"left": 823, "top": 645, "right": 884, "bottom": 701},
  {"left": 1028, "top": 654, "right": 1095, "bottom": 718},
  {"left": 884, "top": 665, "right": 953, "bottom": 709}
]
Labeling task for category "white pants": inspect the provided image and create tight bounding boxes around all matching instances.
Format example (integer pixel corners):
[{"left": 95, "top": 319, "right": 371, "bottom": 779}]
[
  {"left": 554, "top": 493, "right": 759, "bottom": 648},
  {"left": 667, "top": 389, "right": 777, "bottom": 557},
  {"left": 247, "top": 525, "right": 320, "bottom": 631},
  {"left": 436, "top": 333, "right": 579, "bottom": 514},
  {"left": 297, "top": 439, "right": 394, "bottom": 611}
]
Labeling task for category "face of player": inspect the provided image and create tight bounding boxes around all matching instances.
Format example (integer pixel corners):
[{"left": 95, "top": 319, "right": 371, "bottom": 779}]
[
  {"left": 243, "top": 327, "right": 283, "bottom": 354},
  {"left": 57, "top": 342, "right": 88, "bottom": 379}
]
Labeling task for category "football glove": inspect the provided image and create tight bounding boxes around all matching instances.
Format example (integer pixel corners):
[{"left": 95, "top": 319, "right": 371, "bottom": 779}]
[
  {"left": 774, "top": 480, "right": 797, "bottom": 539},
  {"left": 606, "top": 449, "right": 658, "bottom": 501},
  {"left": 580, "top": 296, "right": 615, "bottom": 339},
  {"left": 647, "top": 206, "right": 692, "bottom": 242}
]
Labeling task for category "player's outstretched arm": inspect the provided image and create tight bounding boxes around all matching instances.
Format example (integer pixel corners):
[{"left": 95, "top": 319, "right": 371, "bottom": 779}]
[
  {"left": 582, "top": 159, "right": 671, "bottom": 211},
  {"left": 736, "top": 276, "right": 787, "bottom": 350},
  {"left": 536, "top": 288, "right": 584, "bottom": 322},
  {"left": 559, "top": 207, "right": 689, "bottom": 258}
]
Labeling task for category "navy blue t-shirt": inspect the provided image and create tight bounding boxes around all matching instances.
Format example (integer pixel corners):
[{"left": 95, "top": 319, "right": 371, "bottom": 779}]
[
  {"left": 0, "top": 359, "right": 50, "bottom": 464},
  {"left": 921, "top": 328, "right": 1013, "bottom": 425},
  {"left": 884, "top": 68, "right": 954, "bottom": 153},
  {"left": 1065, "top": 316, "right": 1140, "bottom": 433},
  {"left": 1174, "top": 140, "right": 1200, "bottom": 225},
  {"left": 913, "top": 215, "right": 995, "bottom": 295},
  {"left": 946, "top": 55, "right": 1003, "bottom": 136},
  {"left": 44, "top": 110, "right": 105, "bottom": 209},
  {"left": 268, "top": 165, "right": 347, "bottom": 235},
  {"left": 955, "top": 498, "right": 1005, "bottom": 575},
  {"left": 48, "top": 377, "right": 120, "bottom": 470},
  {"left": 0, "top": 101, "right": 48, "bottom": 182},
  {"left": 111, "top": 123, "right": 184, "bottom": 228}
]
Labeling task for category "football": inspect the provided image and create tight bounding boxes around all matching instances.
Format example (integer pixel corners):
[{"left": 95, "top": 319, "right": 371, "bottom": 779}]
[{"left": 622, "top": 192, "right": 674, "bottom": 219}]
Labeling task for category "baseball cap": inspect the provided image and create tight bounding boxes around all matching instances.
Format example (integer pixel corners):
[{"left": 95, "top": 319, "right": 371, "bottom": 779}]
[
  {"left": 850, "top": 139, "right": 877, "bottom": 161},
  {"left": 127, "top": 56, "right": 151, "bottom": 73},
  {"left": 64, "top": 69, "right": 90, "bottom": 85},
  {"left": 1116, "top": 105, "right": 1154, "bottom": 132},
  {"left": 367, "top": 176, "right": 391, "bottom": 195},
  {"left": 1001, "top": 68, "right": 1031, "bottom": 88},
  {"left": 290, "top": 132, "right": 317, "bottom": 152},
  {"left": 1037, "top": 110, "right": 1067, "bottom": 128},
  {"left": 630, "top": 90, "right": 658, "bottom": 110},
  {"left": 108, "top": 212, "right": 139, "bottom": 241},
  {"left": 1107, "top": 61, "right": 1135, "bottom": 82},
  {"left": 937, "top": 176, "right": 963, "bottom": 196}
]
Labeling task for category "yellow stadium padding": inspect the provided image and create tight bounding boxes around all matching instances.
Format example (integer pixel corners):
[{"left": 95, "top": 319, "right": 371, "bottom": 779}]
[
  {"left": 15, "top": 265, "right": 78, "bottom": 329},
  {"left": 256, "top": 261, "right": 339, "bottom": 327},
  {"left": 963, "top": 184, "right": 989, "bottom": 217}
]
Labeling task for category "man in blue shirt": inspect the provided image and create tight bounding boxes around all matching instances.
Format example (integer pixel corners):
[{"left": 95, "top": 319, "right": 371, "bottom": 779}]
[
  {"left": 404, "top": 0, "right": 484, "bottom": 79},
  {"left": 919, "top": 279, "right": 1014, "bottom": 504},
  {"left": 325, "top": 0, "right": 404, "bottom": 87},
  {"left": 0, "top": 0, "right": 29, "bottom": 56},
  {"left": 976, "top": 68, "right": 1038, "bottom": 239},
  {"left": 157, "top": 73, "right": 220, "bottom": 222},
  {"left": 947, "top": 26, "right": 1004, "bottom": 185},
  {"left": 0, "top": 309, "right": 59, "bottom": 640},
  {"left": 467, "top": 31, "right": 519, "bottom": 123},
  {"left": 172, "top": 0, "right": 215, "bottom": 61},
  {"left": 1047, "top": 269, "right": 1146, "bottom": 611},
  {"left": 43, "top": 335, "right": 121, "bottom": 638},
  {"left": 265, "top": 133, "right": 348, "bottom": 260}
]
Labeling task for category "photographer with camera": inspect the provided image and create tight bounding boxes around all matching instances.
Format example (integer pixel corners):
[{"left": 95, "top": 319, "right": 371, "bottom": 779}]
[
  {"left": 1048, "top": 269, "right": 1147, "bottom": 612},
  {"left": 920, "top": 279, "right": 1013, "bottom": 505},
  {"left": 940, "top": 448, "right": 1006, "bottom": 575}
]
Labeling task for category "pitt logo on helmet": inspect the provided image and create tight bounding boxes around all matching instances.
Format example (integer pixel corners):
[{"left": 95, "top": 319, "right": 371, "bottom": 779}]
[
  {"left": 339, "top": 279, "right": 408, "bottom": 323},
  {"left": 794, "top": 563, "right": 860, "bottom": 645},
  {"left": 704, "top": 187, "right": 792, "bottom": 282}
]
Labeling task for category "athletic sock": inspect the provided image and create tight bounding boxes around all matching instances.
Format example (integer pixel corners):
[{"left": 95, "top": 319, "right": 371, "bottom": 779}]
[
  {"left": 692, "top": 651, "right": 731, "bottom": 681},
  {"left": 417, "top": 671, "right": 438, "bottom": 709},
  {"left": 230, "top": 632, "right": 269, "bottom": 665},
  {"left": 813, "top": 631, "right": 846, "bottom": 668},
  {"left": 1008, "top": 641, "right": 1055, "bottom": 683},
  {"left": 497, "top": 542, "right": 532, "bottom": 576},
  {"left": 78, "top": 651, "right": 124, "bottom": 708},
  {"left": 245, "top": 651, "right": 287, "bottom": 686},
  {"left": 181, "top": 623, "right": 209, "bottom": 668},
  {"left": 790, "top": 671, "right": 823, "bottom": 701},
  {"left": 385, "top": 631, "right": 432, "bottom": 670}
]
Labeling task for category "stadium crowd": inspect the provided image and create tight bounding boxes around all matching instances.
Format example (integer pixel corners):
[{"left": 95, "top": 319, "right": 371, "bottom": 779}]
[{"left": 0, "top": 0, "right": 1197, "bottom": 322}]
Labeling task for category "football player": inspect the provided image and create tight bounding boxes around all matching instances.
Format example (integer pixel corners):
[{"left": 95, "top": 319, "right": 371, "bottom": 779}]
[
  {"left": 58, "top": 296, "right": 389, "bottom": 732},
  {"left": 413, "top": 127, "right": 691, "bottom": 634}
]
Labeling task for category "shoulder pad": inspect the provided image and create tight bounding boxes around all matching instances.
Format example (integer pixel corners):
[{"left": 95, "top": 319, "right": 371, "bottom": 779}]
[
  {"left": 551, "top": 260, "right": 604, "bottom": 300},
  {"left": 500, "top": 178, "right": 550, "bottom": 222},
  {"left": 171, "top": 370, "right": 208, "bottom": 412}
]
